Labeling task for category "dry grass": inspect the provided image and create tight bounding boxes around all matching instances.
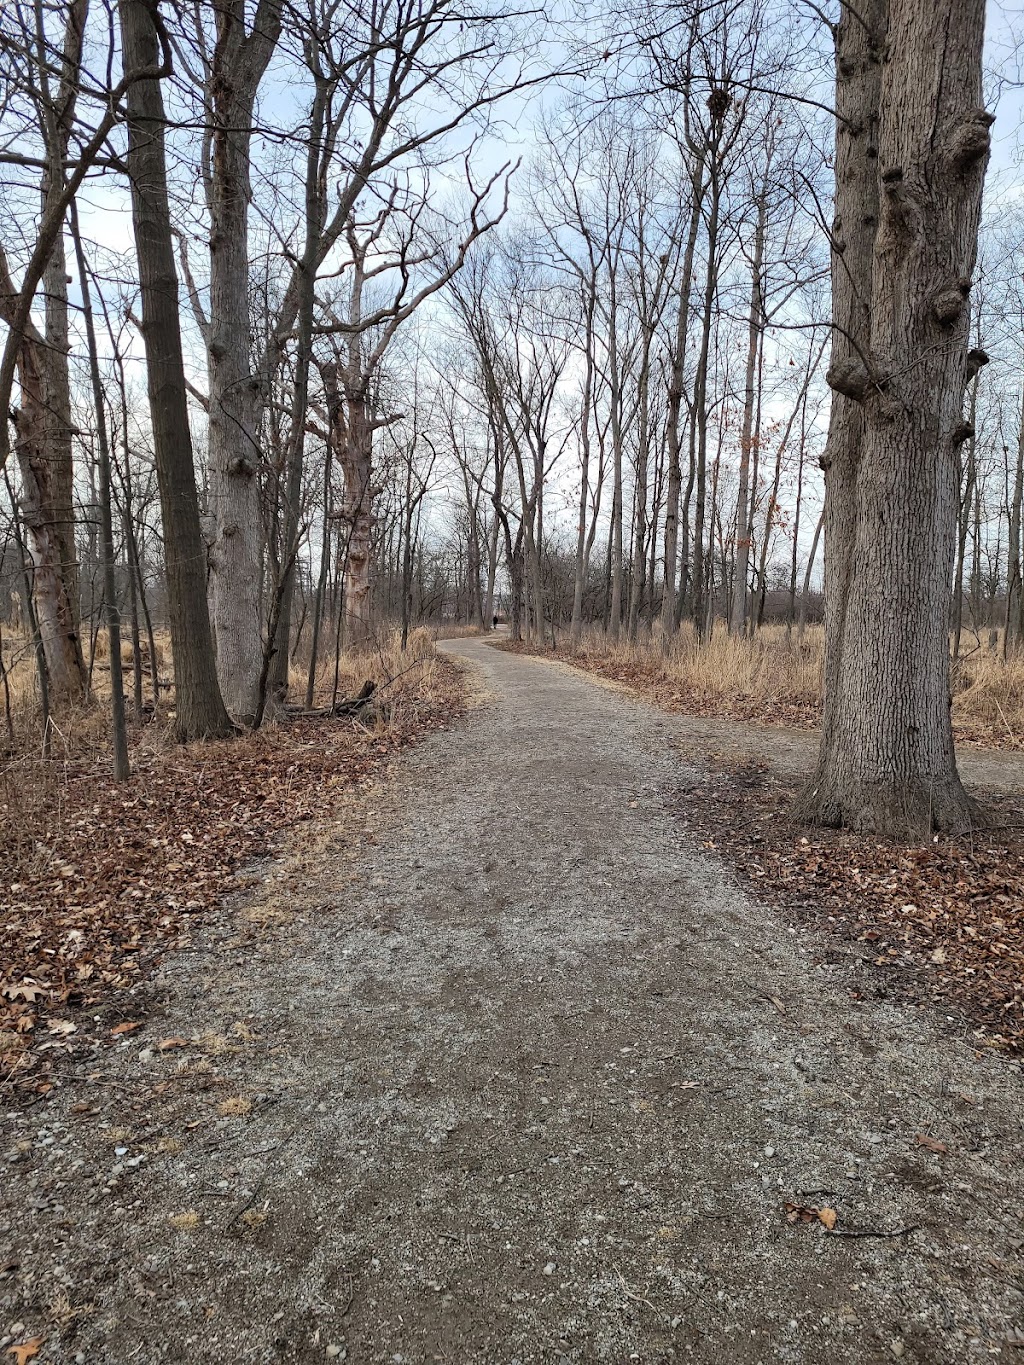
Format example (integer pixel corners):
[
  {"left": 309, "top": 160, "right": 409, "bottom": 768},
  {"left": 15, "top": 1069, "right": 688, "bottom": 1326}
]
[
  {"left": 0, "top": 621, "right": 463, "bottom": 757},
  {"left": 295, "top": 625, "right": 460, "bottom": 731},
  {"left": 217, "top": 1095, "right": 253, "bottom": 1118},
  {"left": 530, "top": 623, "right": 1024, "bottom": 749},
  {"left": 0, "top": 623, "right": 168, "bottom": 764},
  {"left": 1, "top": 625, "right": 459, "bottom": 868},
  {"left": 168, "top": 1211, "right": 200, "bottom": 1232},
  {"left": 952, "top": 645, "right": 1024, "bottom": 747}
]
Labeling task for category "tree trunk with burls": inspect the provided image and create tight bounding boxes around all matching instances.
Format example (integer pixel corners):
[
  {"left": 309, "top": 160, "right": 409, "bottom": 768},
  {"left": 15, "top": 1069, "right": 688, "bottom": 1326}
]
[
  {"left": 120, "top": 0, "right": 234, "bottom": 742},
  {"left": 40, "top": 222, "right": 86, "bottom": 699},
  {"left": 798, "top": 0, "right": 991, "bottom": 837}
]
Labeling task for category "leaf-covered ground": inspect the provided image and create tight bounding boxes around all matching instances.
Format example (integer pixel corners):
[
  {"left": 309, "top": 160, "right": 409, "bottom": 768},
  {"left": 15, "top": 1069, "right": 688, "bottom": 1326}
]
[
  {"left": 676, "top": 757, "right": 1024, "bottom": 1053},
  {"left": 0, "top": 657, "right": 466, "bottom": 1096}
]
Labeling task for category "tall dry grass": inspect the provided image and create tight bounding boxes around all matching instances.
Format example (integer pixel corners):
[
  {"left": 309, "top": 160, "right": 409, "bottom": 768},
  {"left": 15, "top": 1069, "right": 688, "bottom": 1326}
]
[
  {"left": 951, "top": 644, "right": 1024, "bottom": 746},
  {"left": 293, "top": 624, "right": 462, "bottom": 725},
  {"left": 556, "top": 623, "right": 821, "bottom": 726},
  {"left": 549, "top": 622, "right": 1024, "bottom": 747},
  {"left": 0, "top": 621, "right": 458, "bottom": 759}
]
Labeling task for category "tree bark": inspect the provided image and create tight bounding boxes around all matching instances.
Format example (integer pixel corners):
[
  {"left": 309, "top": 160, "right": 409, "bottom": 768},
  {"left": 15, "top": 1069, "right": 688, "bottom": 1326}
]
[
  {"left": 1005, "top": 382, "right": 1024, "bottom": 654},
  {"left": 120, "top": 0, "right": 234, "bottom": 741},
  {"left": 202, "top": 0, "right": 283, "bottom": 722},
  {"left": 71, "top": 204, "right": 129, "bottom": 779},
  {"left": 570, "top": 286, "right": 597, "bottom": 646},
  {"left": 36, "top": 0, "right": 89, "bottom": 701},
  {"left": 661, "top": 184, "right": 701, "bottom": 643},
  {"left": 690, "top": 156, "right": 722, "bottom": 643},
  {"left": 607, "top": 279, "right": 624, "bottom": 641},
  {"left": 797, "top": 0, "right": 990, "bottom": 836},
  {"left": 729, "top": 197, "right": 765, "bottom": 636}
]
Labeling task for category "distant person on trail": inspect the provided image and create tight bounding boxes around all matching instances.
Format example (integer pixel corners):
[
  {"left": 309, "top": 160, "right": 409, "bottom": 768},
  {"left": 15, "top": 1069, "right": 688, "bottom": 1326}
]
[{"left": 493, "top": 614, "right": 499, "bottom": 630}]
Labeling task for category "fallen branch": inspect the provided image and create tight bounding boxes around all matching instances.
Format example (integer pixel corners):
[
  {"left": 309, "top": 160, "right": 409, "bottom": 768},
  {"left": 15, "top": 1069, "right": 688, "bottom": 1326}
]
[
  {"left": 286, "top": 679, "right": 376, "bottom": 719},
  {"left": 825, "top": 1224, "right": 919, "bottom": 1240}
]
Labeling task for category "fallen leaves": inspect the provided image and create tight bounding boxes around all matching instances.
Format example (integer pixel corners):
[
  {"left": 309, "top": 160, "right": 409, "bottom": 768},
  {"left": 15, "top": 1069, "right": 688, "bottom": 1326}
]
[
  {"left": 0, "top": 658, "right": 467, "bottom": 1094},
  {"left": 6, "top": 1338, "right": 44, "bottom": 1365},
  {"left": 915, "top": 1133, "right": 949, "bottom": 1155},
  {"left": 784, "top": 1202, "right": 837, "bottom": 1230},
  {"left": 679, "top": 761, "right": 1024, "bottom": 1053}
]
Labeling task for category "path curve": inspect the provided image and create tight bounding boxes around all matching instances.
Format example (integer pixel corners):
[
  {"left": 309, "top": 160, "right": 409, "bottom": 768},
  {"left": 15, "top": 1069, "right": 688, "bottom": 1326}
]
[
  {"left": 509, "top": 645, "right": 1024, "bottom": 795},
  {"left": 4, "top": 638, "right": 1023, "bottom": 1364}
]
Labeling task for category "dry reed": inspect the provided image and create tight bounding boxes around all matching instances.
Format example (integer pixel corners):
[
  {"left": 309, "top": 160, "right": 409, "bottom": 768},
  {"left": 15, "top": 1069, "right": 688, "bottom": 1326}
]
[{"left": 546, "top": 623, "right": 1024, "bottom": 748}]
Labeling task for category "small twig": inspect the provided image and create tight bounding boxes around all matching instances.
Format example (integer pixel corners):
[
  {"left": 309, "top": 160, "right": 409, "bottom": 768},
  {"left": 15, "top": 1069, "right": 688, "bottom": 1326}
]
[
  {"left": 825, "top": 1224, "right": 919, "bottom": 1240},
  {"left": 614, "top": 1267, "right": 665, "bottom": 1318},
  {"left": 993, "top": 696, "right": 1018, "bottom": 744}
]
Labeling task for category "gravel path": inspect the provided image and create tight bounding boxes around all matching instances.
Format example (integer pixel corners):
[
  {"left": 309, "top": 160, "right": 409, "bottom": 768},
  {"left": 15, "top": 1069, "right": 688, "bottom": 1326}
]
[
  {"left": 535, "top": 655, "right": 1024, "bottom": 795},
  {"left": 3, "top": 638, "right": 1023, "bottom": 1364}
]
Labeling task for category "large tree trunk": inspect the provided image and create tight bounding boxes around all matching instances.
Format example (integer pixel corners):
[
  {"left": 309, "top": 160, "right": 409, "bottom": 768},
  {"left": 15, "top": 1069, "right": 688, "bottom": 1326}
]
[
  {"left": 203, "top": 0, "right": 282, "bottom": 722},
  {"left": 41, "top": 1, "right": 88, "bottom": 698},
  {"left": 531, "top": 454, "right": 545, "bottom": 644},
  {"left": 690, "top": 161, "right": 721, "bottom": 644},
  {"left": 72, "top": 205, "right": 129, "bottom": 779},
  {"left": 120, "top": 0, "right": 234, "bottom": 741},
  {"left": 627, "top": 331, "right": 653, "bottom": 643},
  {"left": 570, "top": 289, "right": 597, "bottom": 646},
  {"left": 607, "top": 285, "right": 624, "bottom": 642},
  {"left": 0, "top": 0, "right": 89, "bottom": 702},
  {"left": 40, "top": 226, "right": 85, "bottom": 698},
  {"left": 798, "top": 0, "right": 990, "bottom": 837}
]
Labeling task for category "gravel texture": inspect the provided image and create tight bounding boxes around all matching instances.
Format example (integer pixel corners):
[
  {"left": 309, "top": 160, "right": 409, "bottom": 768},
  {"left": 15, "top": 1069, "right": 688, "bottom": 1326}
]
[{"left": 2, "top": 636, "right": 1023, "bottom": 1364}]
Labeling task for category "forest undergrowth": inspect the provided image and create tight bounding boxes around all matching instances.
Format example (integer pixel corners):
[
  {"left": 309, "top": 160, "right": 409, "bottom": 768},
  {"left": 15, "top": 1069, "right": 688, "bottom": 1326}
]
[{"left": 0, "top": 630, "right": 467, "bottom": 1097}]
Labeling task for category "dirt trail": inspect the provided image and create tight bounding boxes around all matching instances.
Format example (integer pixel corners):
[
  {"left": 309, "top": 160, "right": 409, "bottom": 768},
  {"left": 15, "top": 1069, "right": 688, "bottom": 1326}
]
[
  {"left": 3, "top": 638, "right": 1023, "bottom": 1364},
  {"left": 529, "top": 652, "right": 1024, "bottom": 795}
]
